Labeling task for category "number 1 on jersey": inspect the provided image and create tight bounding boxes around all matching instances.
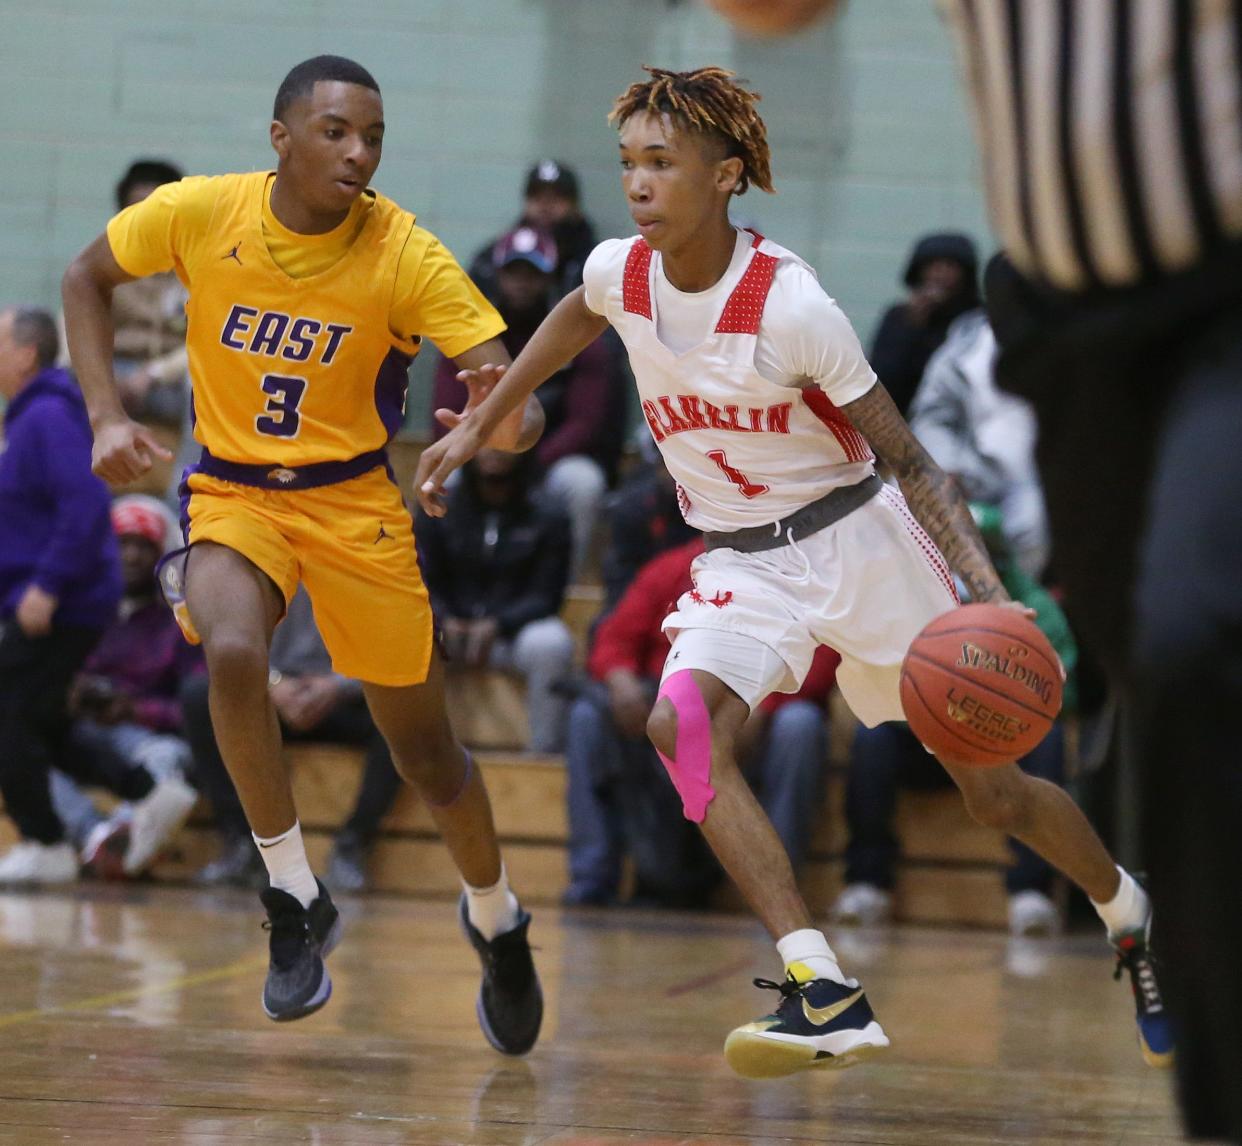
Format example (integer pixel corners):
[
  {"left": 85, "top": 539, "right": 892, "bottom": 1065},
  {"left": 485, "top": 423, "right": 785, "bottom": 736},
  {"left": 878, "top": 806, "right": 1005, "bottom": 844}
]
[
  {"left": 256, "top": 374, "right": 307, "bottom": 438},
  {"left": 706, "top": 449, "right": 769, "bottom": 498}
]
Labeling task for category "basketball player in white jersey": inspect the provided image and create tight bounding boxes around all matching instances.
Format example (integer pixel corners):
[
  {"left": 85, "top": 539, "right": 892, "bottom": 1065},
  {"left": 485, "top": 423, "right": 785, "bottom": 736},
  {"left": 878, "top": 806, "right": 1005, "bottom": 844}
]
[{"left": 416, "top": 67, "right": 1168, "bottom": 1078}]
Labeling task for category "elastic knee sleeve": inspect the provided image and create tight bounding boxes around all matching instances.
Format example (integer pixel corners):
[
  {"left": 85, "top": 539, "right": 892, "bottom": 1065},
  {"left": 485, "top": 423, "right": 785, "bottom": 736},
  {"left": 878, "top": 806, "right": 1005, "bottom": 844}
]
[{"left": 654, "top": 670, "right": 715, "bottom": 822}]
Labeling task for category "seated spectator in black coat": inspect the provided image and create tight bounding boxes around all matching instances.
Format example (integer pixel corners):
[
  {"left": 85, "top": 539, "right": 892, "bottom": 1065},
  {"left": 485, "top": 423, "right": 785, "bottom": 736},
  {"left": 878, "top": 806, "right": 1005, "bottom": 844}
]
[
  {"left": 869, "top": 232, "right": 980, "bottom": 416},
  {"left": 415, "top": 449, "right": 575, "bottom": 753},
  {"left": 184, "top": 586, "right": 403, "bottom": 892},
  {"left": 436, "top": 226, "right": 623, "bottom": 574}
]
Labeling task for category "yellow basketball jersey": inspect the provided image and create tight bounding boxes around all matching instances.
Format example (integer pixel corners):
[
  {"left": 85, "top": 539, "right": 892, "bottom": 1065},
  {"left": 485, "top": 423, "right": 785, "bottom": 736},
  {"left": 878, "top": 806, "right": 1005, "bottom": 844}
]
[{"left": 107, "top": 171, "right": 503, "bottom": 466}]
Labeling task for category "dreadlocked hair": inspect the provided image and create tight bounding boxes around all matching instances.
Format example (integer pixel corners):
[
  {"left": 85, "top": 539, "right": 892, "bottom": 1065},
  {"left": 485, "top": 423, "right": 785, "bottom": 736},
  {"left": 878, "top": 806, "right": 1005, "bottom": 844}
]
[{"left": 609, "top": 66, "right": 774, "bottom": 195}]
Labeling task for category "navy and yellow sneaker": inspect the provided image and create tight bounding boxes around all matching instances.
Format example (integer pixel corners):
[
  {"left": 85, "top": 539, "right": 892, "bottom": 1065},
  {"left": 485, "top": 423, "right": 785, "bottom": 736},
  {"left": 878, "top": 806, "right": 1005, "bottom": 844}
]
[
  {"left": 259, "top": 879, "right": 342, "bottom": 1022},
  {"left": 1112, "top": 925, "right": 1174, "bottom": 1068},
  {"left": 724, "top": 962, "right": 889, "bottom": 1079},
  {"left": 458, "top": 894, "right": 543, "bottom": 1055}
]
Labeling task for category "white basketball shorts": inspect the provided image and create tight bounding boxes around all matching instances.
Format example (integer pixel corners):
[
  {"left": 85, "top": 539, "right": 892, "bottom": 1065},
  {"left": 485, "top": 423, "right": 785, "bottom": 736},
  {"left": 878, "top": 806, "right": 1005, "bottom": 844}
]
[{"left": 660, "top": 484, "right": 959, "bottom": 725}]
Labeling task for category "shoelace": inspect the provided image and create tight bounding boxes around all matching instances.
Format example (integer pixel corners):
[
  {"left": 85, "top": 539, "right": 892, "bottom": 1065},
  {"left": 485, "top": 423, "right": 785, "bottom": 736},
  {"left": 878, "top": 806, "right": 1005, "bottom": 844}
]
[
  {"left": 262, "top": 914, "right": 312, "bottom": 969},
  {"left": 1113, "top": 942, "right": 1164, "bottom": 1013},
  {"left": 753, "top": 975, "right": 806, "bottom": 999}
]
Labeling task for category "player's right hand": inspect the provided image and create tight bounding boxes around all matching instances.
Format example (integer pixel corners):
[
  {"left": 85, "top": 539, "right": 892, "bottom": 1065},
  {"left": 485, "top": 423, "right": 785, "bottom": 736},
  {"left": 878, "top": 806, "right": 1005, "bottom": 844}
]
[
  {"left": 91, "top": 416, "right": 173, "bottom": 485},
  {"left": 415, "top": 422, "right": 483, "bottom": 518}
]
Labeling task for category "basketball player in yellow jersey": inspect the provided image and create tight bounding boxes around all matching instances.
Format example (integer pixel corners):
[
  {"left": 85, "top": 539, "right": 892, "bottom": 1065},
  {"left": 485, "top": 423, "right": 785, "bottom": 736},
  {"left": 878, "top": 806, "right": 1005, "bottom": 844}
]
[{"left": 61, "top": 56, "right": 545, "bottom": 1049}]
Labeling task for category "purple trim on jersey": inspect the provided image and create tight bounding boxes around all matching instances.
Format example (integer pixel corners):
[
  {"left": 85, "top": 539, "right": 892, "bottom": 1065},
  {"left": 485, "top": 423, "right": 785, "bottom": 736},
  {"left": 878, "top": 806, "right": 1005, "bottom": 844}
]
[
  {"left": 374, "top": 347, "right": 414, "bottom": 440},
  {"left": 176, "top": 465, "right": 196, "bottom": 542},
  {"left": 195, "top": 447, "right": 388, "bottom": 491}
]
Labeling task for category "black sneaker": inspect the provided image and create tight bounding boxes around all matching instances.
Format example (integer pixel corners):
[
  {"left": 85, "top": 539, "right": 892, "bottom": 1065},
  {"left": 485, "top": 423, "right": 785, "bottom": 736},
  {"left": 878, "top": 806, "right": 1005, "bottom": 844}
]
[
  {"left": 724, "top": 963, "right": 890, "bottom": 1079},
  {"left": 458, "top": 893, "right": 543, "bottom": 1055},
  {"left": 259, "top": 879, "right": 342, "bottom": 1022},
  {"left": 1112, "top": 924, "right": 1175, "bottom": 1068}
]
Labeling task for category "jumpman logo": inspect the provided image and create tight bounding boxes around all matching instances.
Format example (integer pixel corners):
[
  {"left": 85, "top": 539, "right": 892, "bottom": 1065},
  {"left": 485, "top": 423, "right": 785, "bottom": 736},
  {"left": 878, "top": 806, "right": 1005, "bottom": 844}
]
[
  {"left": 374, "top": 522, "right": 391, "bottom": 544},
  {"left": 222, "top": 242, "right": 242, "bottom": 265}
]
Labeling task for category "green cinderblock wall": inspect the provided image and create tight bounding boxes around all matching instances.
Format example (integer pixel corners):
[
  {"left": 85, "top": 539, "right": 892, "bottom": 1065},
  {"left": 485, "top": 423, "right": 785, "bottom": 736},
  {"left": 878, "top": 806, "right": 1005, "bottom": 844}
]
[{"left": 4, "top": 0, "right": 990, "bottom": 425}]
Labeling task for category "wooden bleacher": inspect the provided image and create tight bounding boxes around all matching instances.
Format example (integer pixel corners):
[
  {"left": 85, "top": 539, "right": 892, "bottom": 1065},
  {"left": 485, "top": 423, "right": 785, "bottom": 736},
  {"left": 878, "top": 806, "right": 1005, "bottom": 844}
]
[{"left": 148, "top": 734, "right": 1010, "bottom": 927}]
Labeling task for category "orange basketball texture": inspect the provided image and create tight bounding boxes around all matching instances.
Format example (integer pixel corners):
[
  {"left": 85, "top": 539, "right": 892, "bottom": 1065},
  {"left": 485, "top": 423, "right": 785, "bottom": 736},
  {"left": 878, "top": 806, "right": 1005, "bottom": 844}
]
[{"left": 899, "top": 603, "right": 1063, "bottom": 767}]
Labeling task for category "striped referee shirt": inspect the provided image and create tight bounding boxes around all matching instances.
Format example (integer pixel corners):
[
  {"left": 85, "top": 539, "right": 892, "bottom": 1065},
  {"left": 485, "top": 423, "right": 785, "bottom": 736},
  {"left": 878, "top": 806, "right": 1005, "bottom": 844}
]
[{"left": 939, "top": 0, "right": 1242, "bottom": 292}]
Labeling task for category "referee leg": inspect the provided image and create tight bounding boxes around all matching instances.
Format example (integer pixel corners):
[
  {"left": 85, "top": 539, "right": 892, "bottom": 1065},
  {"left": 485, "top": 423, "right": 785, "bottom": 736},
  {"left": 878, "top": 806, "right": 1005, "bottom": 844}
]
[{"left": 1132, "top": 319, "right": 1242, "bottom": 1140}]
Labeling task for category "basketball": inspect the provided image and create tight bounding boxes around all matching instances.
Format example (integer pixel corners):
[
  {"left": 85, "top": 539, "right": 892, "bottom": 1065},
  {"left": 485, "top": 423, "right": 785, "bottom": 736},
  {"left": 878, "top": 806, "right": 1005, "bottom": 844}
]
[{"left": 900, "top": 603, "right": 1063, "bottom": 767}]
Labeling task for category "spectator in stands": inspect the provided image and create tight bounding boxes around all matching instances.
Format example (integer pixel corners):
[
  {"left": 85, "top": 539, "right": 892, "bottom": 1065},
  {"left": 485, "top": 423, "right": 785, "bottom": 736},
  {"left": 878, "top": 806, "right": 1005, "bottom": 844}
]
[
  {"left": 415, "top": 448, "right": 575, "bottom": 754},
  {"left": 831, "top": 503, "right": 1077, "bottom": 936},
  {"left": 598, "top": 439, "right": 698, "bottom": 609},
  {"left": 869, "top": 232, "right": 980, "bottom": 416},
  {"left": 94, "top": 160, "right": 189, "bottom": 427},
  {"left": 435, "top": 226, "right": 621, "bottom": 574},
  {"left": 184, "top": 586, "right": 403, "bottom": 892},
  {"left": 469, "top": 159, "right": 599, "bottom": 300},
  {"left": 0, "top": 306, "right": 122, "bottom": 883},
  {"left": 565, "top": 538, "right": 838, "bottom": 906},
  {"left": 57, "top": 495, "right": 201, "bottom": 878},
  {"left": 909, "top": 307, "right": 1048, "bottom": 578}
]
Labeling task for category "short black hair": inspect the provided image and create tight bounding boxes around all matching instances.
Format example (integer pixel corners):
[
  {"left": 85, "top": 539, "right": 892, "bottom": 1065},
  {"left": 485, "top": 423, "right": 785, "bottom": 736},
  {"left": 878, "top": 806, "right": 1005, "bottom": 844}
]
[
  {"left": 274, "top": 55, "right": 380, "bottom": 120},
  {"left": 115, "top": 159, "right": 183, "bottom": 211},
  {"left": 10, "top": 307, "right": 59, "bottom": 370}
]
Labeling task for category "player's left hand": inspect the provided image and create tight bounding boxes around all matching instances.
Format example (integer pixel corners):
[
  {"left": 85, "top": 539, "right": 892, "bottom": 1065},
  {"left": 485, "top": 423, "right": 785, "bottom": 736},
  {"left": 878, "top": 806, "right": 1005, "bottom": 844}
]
[
  {"left": 15, "top": 584, "right": 57, "bottom": 637},
  {"left": 435, "top": 363, "right": 526, "bottom": 452},
  {"left": 990, "top": 597, "right": 1038, "bottom": 622}
]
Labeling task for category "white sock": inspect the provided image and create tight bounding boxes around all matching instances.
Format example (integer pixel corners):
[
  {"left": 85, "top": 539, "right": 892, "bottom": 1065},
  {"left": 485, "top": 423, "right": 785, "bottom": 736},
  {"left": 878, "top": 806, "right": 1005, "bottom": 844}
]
[
  {"left": 463, "top": 864, "right": 521, "bottom": 940},
  {"left": 776, "top": 928, "right": 849, "bottom": 986},
  {"left": 253, "top": 821, "right": 319, "bottom": 909},
  {"left": 1092, "top": 866, "right": 1150, "bottom": 938}
]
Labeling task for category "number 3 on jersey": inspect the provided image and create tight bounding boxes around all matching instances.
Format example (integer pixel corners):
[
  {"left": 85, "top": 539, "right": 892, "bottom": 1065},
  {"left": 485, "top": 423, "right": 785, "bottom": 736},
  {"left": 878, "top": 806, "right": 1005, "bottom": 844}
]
[
  {"left": 707, "top": 449, "right": 769, "bottom": 498},
  {"left": 256, "top": 374, "right": 307, "bottom": 438}
]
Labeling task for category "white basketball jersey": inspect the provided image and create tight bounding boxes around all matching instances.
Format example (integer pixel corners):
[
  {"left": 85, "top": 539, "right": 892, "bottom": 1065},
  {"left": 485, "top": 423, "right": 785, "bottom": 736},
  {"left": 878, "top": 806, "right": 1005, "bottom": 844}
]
[{"left": 605, "top": 231, "right": 876, "bottom": 532}]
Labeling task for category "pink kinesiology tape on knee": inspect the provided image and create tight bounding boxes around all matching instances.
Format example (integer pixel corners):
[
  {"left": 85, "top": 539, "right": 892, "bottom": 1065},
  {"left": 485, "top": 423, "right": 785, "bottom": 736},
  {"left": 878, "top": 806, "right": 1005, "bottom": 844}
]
[{"left": 654, "top": 670, "right": 715, "bottom": 822}]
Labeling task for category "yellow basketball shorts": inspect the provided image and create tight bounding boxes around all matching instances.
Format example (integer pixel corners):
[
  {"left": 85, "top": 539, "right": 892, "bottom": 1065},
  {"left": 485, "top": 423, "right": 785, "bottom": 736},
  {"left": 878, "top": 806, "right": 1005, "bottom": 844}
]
[{"left": 182, "top": 466, "right": 433, "bottom": 686}]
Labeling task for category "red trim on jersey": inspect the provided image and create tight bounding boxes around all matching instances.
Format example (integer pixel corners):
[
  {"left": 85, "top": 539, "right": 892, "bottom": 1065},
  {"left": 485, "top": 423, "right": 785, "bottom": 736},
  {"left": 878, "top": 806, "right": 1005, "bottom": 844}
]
[
  {"left": 622, "top": 240, "right": 653, "bottom": 318},
  {"left": 800, "top": 388, "right": 874, "bottom": 463},
  {"left": 715, "top": 250, "right": 779, "bottom": 335},
  {"left": 880, "top": 485, "right": 960, "bottom": 604}
]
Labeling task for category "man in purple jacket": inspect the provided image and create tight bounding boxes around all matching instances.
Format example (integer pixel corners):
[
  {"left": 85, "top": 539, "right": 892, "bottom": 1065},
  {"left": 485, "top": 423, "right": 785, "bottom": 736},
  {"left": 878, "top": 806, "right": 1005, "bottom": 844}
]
[{"left": 0, "top": 307, "right": 121, "bottom": 883}]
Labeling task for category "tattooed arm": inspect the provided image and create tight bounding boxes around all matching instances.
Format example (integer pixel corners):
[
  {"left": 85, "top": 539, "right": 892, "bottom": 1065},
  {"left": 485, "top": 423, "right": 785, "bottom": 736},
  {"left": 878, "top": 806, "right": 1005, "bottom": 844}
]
[{"left": 841, "top": 381, "right": 1009, "bottom": 604}]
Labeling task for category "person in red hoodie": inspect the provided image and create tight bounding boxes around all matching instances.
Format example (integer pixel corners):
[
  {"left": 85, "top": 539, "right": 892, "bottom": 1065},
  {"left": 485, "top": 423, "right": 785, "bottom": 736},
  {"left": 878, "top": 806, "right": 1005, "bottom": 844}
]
[{"left": 565, "top": 538, "right": 839, "bottom": 905}]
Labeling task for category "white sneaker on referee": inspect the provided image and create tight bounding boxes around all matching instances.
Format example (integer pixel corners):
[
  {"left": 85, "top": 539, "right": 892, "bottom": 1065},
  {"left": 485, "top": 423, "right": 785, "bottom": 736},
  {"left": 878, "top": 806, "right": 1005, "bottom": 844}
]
[
  {"left": 830, "top": 883, "right": 892, "bottom": 927},
  {"left": 1008, "top": 890, "right": 1061, "bottom": 937},
  {"left": 0, "top": 840, "right": 79, "bottom": 885},
  {"left": 124, "top": 775, "right": 198, "bottom": 874}
]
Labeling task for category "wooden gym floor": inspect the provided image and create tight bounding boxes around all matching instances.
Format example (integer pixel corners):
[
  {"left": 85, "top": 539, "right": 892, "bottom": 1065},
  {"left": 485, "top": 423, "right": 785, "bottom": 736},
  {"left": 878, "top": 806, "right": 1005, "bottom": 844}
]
[{"left": 0, "top": 886, "right": 1183, "bottom": 1145}]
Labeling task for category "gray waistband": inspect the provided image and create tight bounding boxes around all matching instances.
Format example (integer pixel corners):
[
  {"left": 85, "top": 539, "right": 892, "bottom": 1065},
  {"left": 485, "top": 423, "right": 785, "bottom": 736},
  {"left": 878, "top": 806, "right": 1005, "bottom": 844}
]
[{"left": 702, "top": 473, "right": 884, "bottom": 554}]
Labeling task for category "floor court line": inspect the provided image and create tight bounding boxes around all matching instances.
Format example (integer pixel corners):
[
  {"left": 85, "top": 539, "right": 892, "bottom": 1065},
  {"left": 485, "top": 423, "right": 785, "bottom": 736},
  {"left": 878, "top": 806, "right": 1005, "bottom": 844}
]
[{"left": 0, "top": 954, "right": 267, "bottom": 1032}]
